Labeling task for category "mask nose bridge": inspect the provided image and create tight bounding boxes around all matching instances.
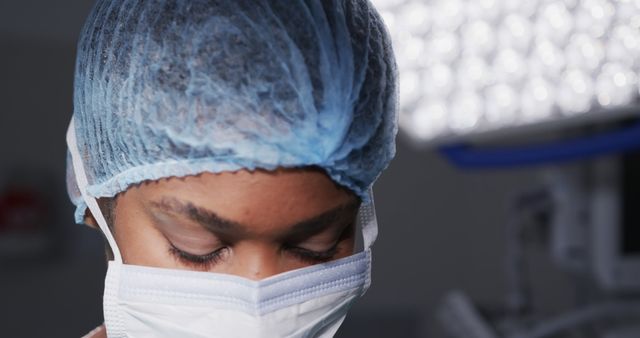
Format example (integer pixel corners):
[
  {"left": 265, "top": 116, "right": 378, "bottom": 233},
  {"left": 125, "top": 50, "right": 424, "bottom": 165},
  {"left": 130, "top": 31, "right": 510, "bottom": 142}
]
[{"left": 67, "top": 117, "right": 123, "bottom": 263}]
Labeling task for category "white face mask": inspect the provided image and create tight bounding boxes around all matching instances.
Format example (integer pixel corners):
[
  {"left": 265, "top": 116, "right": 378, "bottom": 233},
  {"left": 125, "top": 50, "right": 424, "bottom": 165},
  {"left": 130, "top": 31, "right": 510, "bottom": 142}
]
[{"left": 67, "top": 118, "right": 379, "bottom": 338}]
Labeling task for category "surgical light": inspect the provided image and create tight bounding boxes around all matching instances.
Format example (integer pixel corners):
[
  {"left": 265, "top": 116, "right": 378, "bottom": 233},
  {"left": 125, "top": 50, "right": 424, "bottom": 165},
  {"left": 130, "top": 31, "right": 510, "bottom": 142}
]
[{"left": 375, "top": 0, "right": 640, "bottom": 144}]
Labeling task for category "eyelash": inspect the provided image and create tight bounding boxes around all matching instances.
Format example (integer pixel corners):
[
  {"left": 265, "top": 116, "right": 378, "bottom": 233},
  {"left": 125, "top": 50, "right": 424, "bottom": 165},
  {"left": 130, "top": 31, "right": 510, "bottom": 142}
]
[
  {"left": 168, "top": 243, "right": 340, "bottom": 268},
  {"left": 168, "top": 244, "right": 229, "bottom": 269},
  {"left": 284, "top": 244, "right": 339, "bottom": 264}
]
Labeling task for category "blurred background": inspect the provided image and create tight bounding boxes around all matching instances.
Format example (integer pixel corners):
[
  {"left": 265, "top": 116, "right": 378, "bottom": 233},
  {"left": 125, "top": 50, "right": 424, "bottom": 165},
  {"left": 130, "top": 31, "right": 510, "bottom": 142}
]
[{"left": 0, "top": 0, "right": 639, "bottom": 337}]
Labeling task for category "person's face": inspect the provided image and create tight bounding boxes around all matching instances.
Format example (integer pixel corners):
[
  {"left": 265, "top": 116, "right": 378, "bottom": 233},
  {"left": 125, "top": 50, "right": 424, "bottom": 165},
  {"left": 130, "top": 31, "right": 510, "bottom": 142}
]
[{"left": 91, "top": 168, "right": 360, "bottom": 281}]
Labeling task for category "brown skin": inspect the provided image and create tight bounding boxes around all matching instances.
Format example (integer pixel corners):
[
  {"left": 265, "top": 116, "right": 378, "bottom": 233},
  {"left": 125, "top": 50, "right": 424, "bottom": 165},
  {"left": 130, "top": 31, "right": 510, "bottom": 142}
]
[
  {"left": 83, "top": 167, "right": 360, "bottom": 337},
  {"left": 85, "top": 167, "right": 359, "bottom": 279}
]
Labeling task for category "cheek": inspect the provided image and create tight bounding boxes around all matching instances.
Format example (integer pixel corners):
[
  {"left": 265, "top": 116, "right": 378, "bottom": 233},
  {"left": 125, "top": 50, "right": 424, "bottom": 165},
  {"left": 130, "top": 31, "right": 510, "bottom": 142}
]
[{"left": 340, "top": 236, "right": 356, "bottom": 256}]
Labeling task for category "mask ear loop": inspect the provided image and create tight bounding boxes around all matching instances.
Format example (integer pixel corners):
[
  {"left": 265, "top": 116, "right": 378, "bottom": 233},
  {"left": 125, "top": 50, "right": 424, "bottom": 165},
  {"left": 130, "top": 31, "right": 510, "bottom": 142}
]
[
  {"left": 66, "top": 117, "right": 123, "bottom": 263},
  {"left": 360, "top": 187, "right": 378, "bottom": 250}
]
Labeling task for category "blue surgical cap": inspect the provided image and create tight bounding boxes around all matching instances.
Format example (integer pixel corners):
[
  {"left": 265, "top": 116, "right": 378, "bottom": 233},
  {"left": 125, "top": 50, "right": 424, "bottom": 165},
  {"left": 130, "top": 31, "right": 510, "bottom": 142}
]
[{"left": 67, "top": 0, "right": 399, "bottom": 223}]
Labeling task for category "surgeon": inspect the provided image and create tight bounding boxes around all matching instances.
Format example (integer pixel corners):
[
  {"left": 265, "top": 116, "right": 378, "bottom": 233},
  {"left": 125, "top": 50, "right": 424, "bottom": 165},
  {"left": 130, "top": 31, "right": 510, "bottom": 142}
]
[{"left": 67, "top": 0, "right": 398, "bottom": 337}]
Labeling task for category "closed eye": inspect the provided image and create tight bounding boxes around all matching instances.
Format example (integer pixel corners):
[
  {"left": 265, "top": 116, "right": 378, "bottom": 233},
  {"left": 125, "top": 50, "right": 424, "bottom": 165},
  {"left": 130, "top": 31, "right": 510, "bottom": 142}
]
[
  {"left": 168, "top": 243, "right": 229, "bottom": 269},
  {"left": 284, "top": 244, "right": 340, "bottom": 263},
  {"left": 283, "top": 221, "right": 355, "bottom": 263}
]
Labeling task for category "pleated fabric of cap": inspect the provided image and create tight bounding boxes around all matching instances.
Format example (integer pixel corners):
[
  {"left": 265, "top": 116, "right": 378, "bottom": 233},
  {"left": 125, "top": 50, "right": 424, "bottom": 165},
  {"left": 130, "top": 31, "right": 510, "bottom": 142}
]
[{"left": 66, "top": 0, "right": 399, "bottom": 223}]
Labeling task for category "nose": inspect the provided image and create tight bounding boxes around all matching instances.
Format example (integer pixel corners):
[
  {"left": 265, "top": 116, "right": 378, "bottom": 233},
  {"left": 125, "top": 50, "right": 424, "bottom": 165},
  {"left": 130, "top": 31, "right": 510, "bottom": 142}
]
[{"left": 228, "top": 242, "right": 282, "bottom": 280}]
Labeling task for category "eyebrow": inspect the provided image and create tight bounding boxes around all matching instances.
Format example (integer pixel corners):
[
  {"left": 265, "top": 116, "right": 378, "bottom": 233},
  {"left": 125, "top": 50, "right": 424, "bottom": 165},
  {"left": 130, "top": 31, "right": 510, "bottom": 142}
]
[{"left": 150, "top": 197, "right": 360, "bottom": 236}]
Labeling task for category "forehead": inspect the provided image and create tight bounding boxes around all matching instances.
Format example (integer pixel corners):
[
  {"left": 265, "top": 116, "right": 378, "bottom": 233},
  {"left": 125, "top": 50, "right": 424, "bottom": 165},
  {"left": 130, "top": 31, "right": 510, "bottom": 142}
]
[{"left": 118, "top": 168, "right": 358, "bottom": 231}]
